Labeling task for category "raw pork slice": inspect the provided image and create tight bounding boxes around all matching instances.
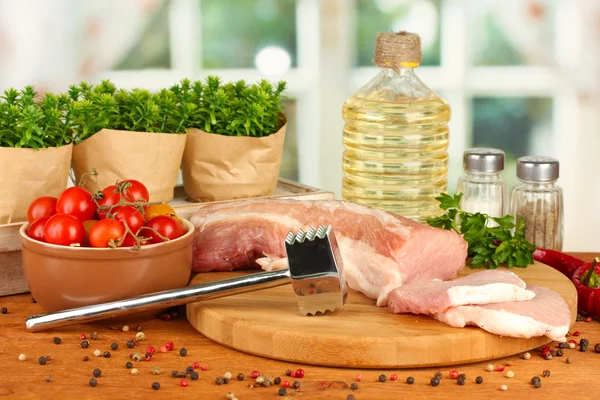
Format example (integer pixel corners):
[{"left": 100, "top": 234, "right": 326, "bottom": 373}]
[
  {"left": 387, "top": 270, "right": 536, "bottom": 315},
  {"left": 190, "top": 199, "right": 468, "bottom": 305},
  {"left": 434, "top": 285, "right": 571, "bottom": 341}
]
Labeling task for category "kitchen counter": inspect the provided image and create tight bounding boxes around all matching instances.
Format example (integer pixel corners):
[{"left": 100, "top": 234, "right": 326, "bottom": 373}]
[{"left": 0, "top": 253, "right": 598, "bottom": 400}]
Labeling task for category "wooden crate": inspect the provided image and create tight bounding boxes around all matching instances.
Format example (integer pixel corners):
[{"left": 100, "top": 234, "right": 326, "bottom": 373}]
[{"left": 0, "top": 179, "right": 334, "bottom": 297}]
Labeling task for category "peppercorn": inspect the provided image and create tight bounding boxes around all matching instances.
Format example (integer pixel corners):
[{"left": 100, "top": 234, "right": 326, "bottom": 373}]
[
  {"left": 126, "top": 340, "right": 135, "bottom": 349},
  {"left": 38, "top": 356, "right": 47, "bottom": 365},
  {"left": 558, "top": 342, "right": 568, "bottom": 349},
  {"left": 180, "top": 379, "right": 188, "bottom": 387},
  {"left": 486, "top": 364, "right": 494, "bottom": 372},
  {"left": 285, "top": 369, "right": 292, "bottom": 376},
  {"left": 89, "top": 378, "right": 97, "bottom": 387},
  {"left": 81, "top": 340, "right": 90, "bottom": 348},
  {"left": 379, "top": 374, "right": 387, "bottom": 382},
  {"left": 223, "top": 378, "right": 230, "bottom": 384},
  {"left": 346, "top": 395, "right": 355, "bottom": 400},
  {"left": 534, "top": 380, "right": 541, "bottom": 388},
  {"left": 355, "top": 373, "right": 363, "bottom": 381},
  {"left": 580, "top": 338, "right": 590, "bottom": 352},
  {"left": 131, "top": 352, "right": 143, "bottom": 361},
  {"left": 569, "top": 342, "right": 576, "bottom": 349},
  {"left": 82, "top": 356, "right": 89, "bottom": 362},
  {"left": 585, "top": 316, "right": 593, "bottom": 322},
  {"left": 274, "top": 377, "right": 281, "bottom": 385},
  {"left": 595, "top": 343, "right": 600, "bottom": 353},
  {"left": 135, "top": 332, "right": 145, "bottom": 341},
  {"left": 406, "top": 376, "right": 414, "bottom": 384},
  {"left": 53, "top": 337, "right": 61, "bottom": 344},
  {"left": 250, "top": 370, "right": 260, "bottom": 379},
  {"left": 224, "top": 371, "right": 232, "bottom": 380},
  {"left": 45, "top": 375, "right": 52, "bottom": 382},
  {"left": 216, "top": 377, "right": 224, "bottom": 385},
  {"left": 1, "top": 307, "right": 7, "bottom": 314},
  {"left": 566, "top": 357, "right": 573, "bottom": 364},
  {"left": 18, "top": 354, "right": 26, "bottom": 361},
  {"left": 506, "top": 371, "right": 514, "bottom": 379},
  {"left": 390, "top": 373, "right": 398, "bottom": 381},
  {"left": 261, "top": 380, "right": 270, "bottom": 387},
  {"left": 180, "top": 348, "right": 187, "bottom": 357},
  {"left": 93, "top": 368, "right": 101, "bottom": 378},
  {"left": 556, "top": 349, "right": 564, "bottom": 357},
  {"left": 131, "top": 368, "right": 139, "bottom": 375},
  {"left": 430, "top": 377, "right": 440, "bottom": 387},
  {"left": 434, "top": 372, "right": 443, "bottom": 380},
  {"left": 151, "top": 382, "right": 160, "bottom": 390},
  {"left": 103, "top": 351, "right": 111, "bottom": 358},
  {"left": 136, "top": 325, "right": 143, "bottom": 332},
  {"left": 543, "top": 370, "right": 550, "bottom": 378},
  {"left": 458, "top": 373, "right": 466, "bottom": 380},
  {"left": 348, "top": 382, "right": 358, "bottom": 390},
  {"left": 550, "top": 350, "right": 557, "bottom": 356},
  {"left": 190, "top": 371, "right": 199, "bottom": 381},
  {"left": 500, "top": 384, "right": 508, "bottom": 391},
  {"left": 531, "top": 376, "right": 541, "bottom": 385},
  {"left": 165, "top": 342, "right": 174, "bottom": 351},
  {"left": 90, "top": 332, "right": 99, "bottom": 340},
  {"left": 110, "top": 342, "right": 118, "bottom": 351},
  {"left": 122, "top": 325, "right": 130, "bottom": 332},
  {"left": 476, "top": 376, "right": 483, "bottom": 384},
  {"left": 457, "top": 374, "right": 466, "bottom": 385},
  {"left": 293, "top": 381, "right": 301, "bottom": 389},
  {"left": 237, "top": 373, "right": 244, "bottom": 381},
  {"left": 545, "top": 353, "right": 552, "bottom": 360},
  {"left": 93, "top": 349, "right": 101, "bottom": 357},
  {"left": 279, "top": 388, "right": 287, "bottom": 396},
  {"left": 523, "top": 352, "right": 531, "bottom": 360}
]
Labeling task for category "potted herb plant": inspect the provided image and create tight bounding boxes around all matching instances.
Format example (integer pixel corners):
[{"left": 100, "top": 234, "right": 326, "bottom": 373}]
[
  {"left": 181, "top": 76, "right": 287, "bottom": 202},
  {"left": 0, "top": 87, "right": 73, "bottom": 224},
  {"left": 70, "top": 80, "right": 192, "bottom": 202}
]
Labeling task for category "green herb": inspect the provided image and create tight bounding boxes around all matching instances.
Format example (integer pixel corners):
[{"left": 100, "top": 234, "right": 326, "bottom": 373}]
[
  {"left": 581, "top": 258, "right": 600, "bottom": 288},
  {"left": 0, "top": 87, "right": 72, "bottom": 149},
  {"left": 426, "top": 193, "right": 536, "bottom": 269}
]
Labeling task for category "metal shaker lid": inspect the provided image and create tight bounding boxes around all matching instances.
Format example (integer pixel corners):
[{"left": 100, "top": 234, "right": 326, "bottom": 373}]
[
  {"left": 516, "top": 156, "right": 559, "bottom": 182},
  {"left": 463, "top": 148, "right": 505, "bottom": 172}
]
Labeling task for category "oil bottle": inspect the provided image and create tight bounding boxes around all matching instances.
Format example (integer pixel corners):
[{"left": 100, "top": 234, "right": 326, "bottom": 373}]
[{"left": 342, "top": 31, "right": 451, "bottom": 222}]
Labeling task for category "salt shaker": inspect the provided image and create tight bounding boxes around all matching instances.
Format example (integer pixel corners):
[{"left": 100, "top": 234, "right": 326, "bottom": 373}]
[
  {"left": 509, "top": 156, "right": 563, "bottom": 251},
  {"left": 457, "top": 148, "right": 507, "bottom": 222}
]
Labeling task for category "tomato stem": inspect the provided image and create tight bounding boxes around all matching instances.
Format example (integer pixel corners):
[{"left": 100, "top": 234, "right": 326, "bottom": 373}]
[
  {"left": 77, "top": 168, "right": 98, "bottom": 188},
  {"left": 138, "top": 226, "right": 171, "bottom": 243}
]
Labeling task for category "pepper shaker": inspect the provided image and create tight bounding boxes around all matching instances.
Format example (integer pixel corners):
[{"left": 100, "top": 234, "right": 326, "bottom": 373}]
[
  {"left": 509, "top": 156, "right": 564, "bottom": 251},
  {"left": 457, "top": 148, "right": 507, "bottom": 224}
]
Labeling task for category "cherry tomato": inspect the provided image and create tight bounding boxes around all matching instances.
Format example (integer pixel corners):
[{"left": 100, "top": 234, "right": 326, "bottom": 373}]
[
  {"left": 43, "top": 214, "right": 85, "bottom": 246},
  {"left": 143, "top": 215, "right": 184, "bottom": 244},
  {"left": 56, "top": 187, "right": 97, "bottom": 222},
  {"left": 144, "top": 204, "right": 178, "bottom": 221},
  {"left": 88, "top": 219, "right": 125, "bottom": 248},
  {"left": 27, "top": 196, "right": 57, "bottom": 223},
  {"left": 118, "top": 179, "right": 149, "bottom": 202},
  {"left": 96, "top": 185, "right": 134, "bottom": 219},
  {"left": 26, "top": 217, "right": 50, "bottom": 242},
  {"left": 112, "top": 206, "right": 145, "bottom": 247}
]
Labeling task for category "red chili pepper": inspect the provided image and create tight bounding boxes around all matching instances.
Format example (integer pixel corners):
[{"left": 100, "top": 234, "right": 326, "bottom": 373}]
[
  {"left": 533, "top": 248, "right": 586, "bottom": 279},
  {"left": 571, "top": 258, "right": 600, "bottom": 319}
]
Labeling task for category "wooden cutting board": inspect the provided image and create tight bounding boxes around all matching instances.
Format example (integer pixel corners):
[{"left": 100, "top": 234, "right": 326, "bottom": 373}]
[{"left": 186, "top": 261, "right": 577, "bottom": 368}]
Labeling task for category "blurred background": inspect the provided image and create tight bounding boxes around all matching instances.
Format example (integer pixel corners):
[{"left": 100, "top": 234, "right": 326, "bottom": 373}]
[{"left": 0, "top": 0, "right": 598, "bottom": 251}]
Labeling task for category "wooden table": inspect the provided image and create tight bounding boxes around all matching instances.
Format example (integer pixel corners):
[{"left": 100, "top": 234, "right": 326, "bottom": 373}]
[{"left": 1, "top": 253, "right": 598, "bottom": 400}]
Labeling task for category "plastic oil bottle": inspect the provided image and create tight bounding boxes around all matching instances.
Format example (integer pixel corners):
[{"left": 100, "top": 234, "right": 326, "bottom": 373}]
[{"left": 342, "top": 31, "right": 451, "bottom": 222}]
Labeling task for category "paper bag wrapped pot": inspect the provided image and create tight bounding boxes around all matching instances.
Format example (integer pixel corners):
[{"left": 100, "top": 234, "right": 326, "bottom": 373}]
[
  {"left": 181, "top": 118, "right": 287, "bottom": 202},
  {"left": 72, "top": 129, "right": 186, "bottom": 202},
  {"left": 0, "top": 144, "right": 72, "bottom": 224}
]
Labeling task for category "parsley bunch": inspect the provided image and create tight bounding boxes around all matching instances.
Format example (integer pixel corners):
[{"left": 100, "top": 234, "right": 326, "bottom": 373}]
[
  {"left": 0, "top": 86, "right": 73, "bottom": 149},
  {"left": 427, "top": 193, "right": 536, "bottom": 269}
]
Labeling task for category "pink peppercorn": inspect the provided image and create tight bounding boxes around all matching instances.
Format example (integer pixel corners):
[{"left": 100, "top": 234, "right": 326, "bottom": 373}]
[
  {"left": 159, "top": 346, "right": 167, "bottom": 354},
  {"left": 165, "top": 342, "right": 174, "bottom": 351},
  {"left": 282, "top": 380, "right": 290, "bottom": 388},
  {"left": 290, "top": 370, "right": 296, "bottom": 378},
  {"left": 180, "top": 379, "right": 188, "bottom": 387},
  {"left": 200, "top": 365, "right": 208, "bottom": 371},
  {"left": 585, "top": 317, "right": 592, "bottom": 322},
  {"left": 320, "top": 382, "right": 327, "bottom": 387},
  {"left": 355, "top": 374, "right": 363, "bottom": 382},
  {"left": 79, "top": 334, "right": 86, "bottom": 340},
  {"left": 295, "top": 369, "right": 305, "bottom": 378},
  {"left": 573, "top": 331, "right": 581, "bottom": 336},
  {"left": 193, "top": 362, "right": 200, "bottom": 369},
  {"left": 390, "top": 373, "right": 398, "bottom": 381},
  {"left": 250, "top": 370, "right": 260, "bottom": 379},
  {"left": 146, "top": 346, "right": 155, "bottom": 355}
]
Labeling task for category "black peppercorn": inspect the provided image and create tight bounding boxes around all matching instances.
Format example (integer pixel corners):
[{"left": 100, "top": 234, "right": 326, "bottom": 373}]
[
  {"left": 261, "top": 380, "right": 270, "bottom": 387},
  {"left": 279, "top": 388, "right": 287, "bottom": 396},
  {"left": 215, "top": 377, "right": 224, "bottom": 385},
  {"left": 126, "top": 362, "right": 133, "bottom": 369},
  {"left": 378, "top": 374, "right": 387, "bottom": 382},
  {"left": 457, "top": 375, "right": 466, "bottom": 386},
  {"left": 190, "top": 371, "right": 199, "bottom": 381},
  {"left": 110, "top": 342, "right": 118, "bottom": 350},
  {"left": 430, "top": 377, "right": 440, "bottom": 387},
  {"left": 346, "top": 395, "right": 355, "bottom": 400},
  {"left": 126, "top": 340, "right": 135, "bottom": 349},
  {"left": 178, "top": 371, "right": 187, "bottom": 378},
  {"left": 434, "top": 372, "right": 443, "bottom": 380},
  {"left": 89, "top": 378, "right": 97, "bottom": 387},
  {"left": 350, "top": 383, "right": 359, "bottom": 390},
  {"left": 81, "top": 340, "right": 90, "bottom": 348},
  {"left": 475, "top": 376, "right": 483, "bottom": 384},
  {"left": 550, "top": 349, "right": 557, "bottom": 356},
  {"left": 237, "top": 373, "right": 244, "bottom": 381},
  {"left": 531, "top": 376, "right": 541, "bottom": 385},
  {"left": 274, "top": 377, "right": 281, "bottom": 385},
  {"left": 82, "top": 356, "right": 89, "bottom": 362},
  {"left": 151, "top": 382, "right": 160, "bottom": 390},
  {"left": 171, "top": 370, "right": 179, "bottom": 377},
  {"left": 145, "top": 352, "right": 152, "bottom": 359},
  {"left": 534, "top": 380, "right": 541, "bottom": 388},
  {"left": 293, "top": 381, "right": 300, "bottom": 389},
  {"left": 576, "top": 313, "right": 584, "bottom": 322},
  {"left": 543, "top": 370, "right": 551, "bottom": 378},
  {"left": 179, "top": 348, "right": 187, "bottom": 356},
  {"left": 580, "top": 338, "right": 590, "bottom": 352},
  {"left": 559, "top": 342, "right": 569, "bottom": 349},
  {"left": 90, "top": 332, "right": 99, "bottom": 340},
  {"left": 595, "top": 343, "right": 600, "bottom": 353},
  {"left": 103, "top": 351, "right": 111, "bottom": 358},
  {"left": 136, "top": 325, "right": 143, "bottom": 332},
  {"left": 556, "top": 349, "right": 564, "bottom": 357},
  {"left": 1, "top": 307, "right": 7, "bottom": 314},
  {"left": 53, "top": 337, "right": 61, "bottom": 344},
  {"left": 223, "top": 378, "right": 230, "bottom": 384},
  {"left": 93, "top": 368, "right": 102, "bottom": 378},
  {"left": 285, "top": 369, "right": 292, "bottom": 376},
  {"left": 186, "top": 366, "right": 194, "bottom": 374},
  {"left": 406, "top": 376, "right": 414, "bottom": 384},
  {"left": 38, "top": 356, "right": 47, "bottom": 365}
]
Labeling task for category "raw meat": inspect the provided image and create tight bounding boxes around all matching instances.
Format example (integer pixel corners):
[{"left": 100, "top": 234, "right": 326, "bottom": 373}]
[
  {"left": 190, "top": 199, "right": 468, "bottom": 305},
  {"left": 434, "top": 285, "right": 571, "bottom": 341},
  {"left": 387, "top": 270, "right": 536, "bottom": 315}
]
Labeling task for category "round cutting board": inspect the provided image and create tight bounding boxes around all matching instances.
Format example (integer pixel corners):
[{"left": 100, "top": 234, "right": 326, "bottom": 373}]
[{"left": 186, "top": 261, "right": 577, "bottom": 368}]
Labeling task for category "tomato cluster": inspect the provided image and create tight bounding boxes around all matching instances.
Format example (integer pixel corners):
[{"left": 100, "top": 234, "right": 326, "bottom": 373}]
[{"left": 25, "top": 180, "right": 185, "bottom": 248}]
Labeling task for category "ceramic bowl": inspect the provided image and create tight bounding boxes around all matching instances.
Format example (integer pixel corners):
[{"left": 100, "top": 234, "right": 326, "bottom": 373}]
[{"left": 19, "top": 219, "right": 195, "bottom": 313}]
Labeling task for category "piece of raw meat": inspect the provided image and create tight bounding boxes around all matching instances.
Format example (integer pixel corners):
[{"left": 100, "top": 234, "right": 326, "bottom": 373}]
[
  {"left": 190, "top": 199, "right": 468, "bottom": 305},
  {"left": 434, "top": 285, "right": 571, "bottom": 341},
  {"left": 387, "top": 270, "right": 536, "bottom": 315}
]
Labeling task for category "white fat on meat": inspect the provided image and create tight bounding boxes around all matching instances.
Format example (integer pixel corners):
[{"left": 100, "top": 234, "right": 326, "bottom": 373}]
[
  {"left": 434, "top": 285, "right": 571, "bottom": 341},
  {"left": 387, "top": 270, "right": 536, "bottom": 315}
]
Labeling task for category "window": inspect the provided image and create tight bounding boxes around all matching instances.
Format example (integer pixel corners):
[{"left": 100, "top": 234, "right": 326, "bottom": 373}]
[{"left": 103, "top": 0, "right": 595, "bottom": 251}]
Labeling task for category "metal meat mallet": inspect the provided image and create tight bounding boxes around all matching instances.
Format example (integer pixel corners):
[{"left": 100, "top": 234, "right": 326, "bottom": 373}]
[{"left": 25, "top": 225, "right": 347, "bottom": 332}]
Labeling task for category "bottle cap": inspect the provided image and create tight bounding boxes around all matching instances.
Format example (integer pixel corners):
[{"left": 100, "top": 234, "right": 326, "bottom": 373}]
[
  {"left": 516, "top": 156, "right": 559, "bottom": 182},
  {"left": 374, "top": 31, "right": 422, "bottom": 68},
  {"left": 463, "top": 148, "right": 505, "bottom": 173}
]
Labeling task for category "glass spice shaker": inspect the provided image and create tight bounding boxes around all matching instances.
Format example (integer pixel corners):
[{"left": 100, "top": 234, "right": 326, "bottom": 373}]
[
  {"left": 457, "top": 148, "right": 507, "bottom": 224},
  {"left": 509, "top": 156, "right": 564, "bottom": 251}
]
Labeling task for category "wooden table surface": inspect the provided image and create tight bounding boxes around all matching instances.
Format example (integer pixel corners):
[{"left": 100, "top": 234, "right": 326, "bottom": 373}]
[{"left": 1, "top": 253, "right": 599, "bottom": 400}]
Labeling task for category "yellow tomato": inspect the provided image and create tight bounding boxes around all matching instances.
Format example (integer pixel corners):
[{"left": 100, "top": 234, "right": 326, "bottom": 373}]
[{"left": 144, "top": 204, "right": 179, "bottom": 221}]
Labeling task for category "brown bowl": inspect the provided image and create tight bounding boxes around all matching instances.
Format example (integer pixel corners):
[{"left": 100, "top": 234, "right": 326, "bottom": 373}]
[{"left": 19, "top": 219, "right": 195, "bottom": 313}]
